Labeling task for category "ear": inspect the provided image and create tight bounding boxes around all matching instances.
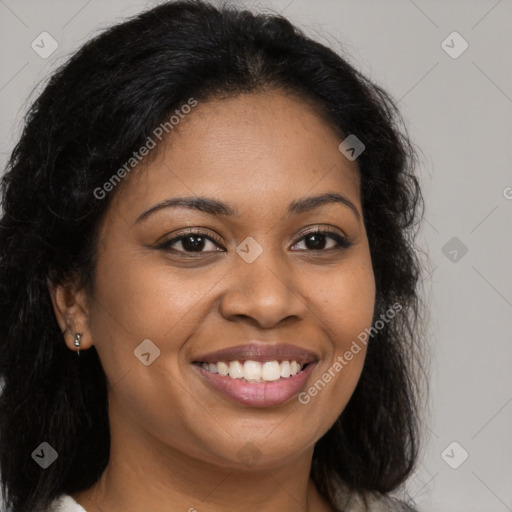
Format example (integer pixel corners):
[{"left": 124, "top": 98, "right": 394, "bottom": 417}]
[{"left": 47, "top": 277, "right": 92, "bottom": 353}]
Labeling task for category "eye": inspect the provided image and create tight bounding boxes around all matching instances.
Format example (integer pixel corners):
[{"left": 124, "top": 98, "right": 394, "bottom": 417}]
[
  {"left": 291, "top": 228, "right": 353, "bottom": 252},
  {"left": 157, "top": 227, "right": 353, "bottom": 255},
  {"left": 158, "top": 230, "right": 224, "bottom": 254}
]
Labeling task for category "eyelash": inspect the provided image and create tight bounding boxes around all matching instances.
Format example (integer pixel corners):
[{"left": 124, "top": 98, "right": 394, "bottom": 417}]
[{"left": 157, "top": 227, "right": 353, "bottom": 255}]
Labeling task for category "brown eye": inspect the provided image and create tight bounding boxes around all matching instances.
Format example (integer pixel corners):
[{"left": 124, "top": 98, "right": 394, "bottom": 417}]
[
  {"left": 291, "top": 229, "right": 353, "bottom": 251},
  {"left": 159, "top": 232, "right": 224, "bottom": 253}
]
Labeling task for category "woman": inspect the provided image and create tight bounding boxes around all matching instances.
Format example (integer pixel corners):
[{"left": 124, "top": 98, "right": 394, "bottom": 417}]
[{"left": 0, "top": 1, "right": 427, "bottom": 511}]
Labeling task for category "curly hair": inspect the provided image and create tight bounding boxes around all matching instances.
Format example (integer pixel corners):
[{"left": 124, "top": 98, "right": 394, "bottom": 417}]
[{"left": 0, "top": 1, "right": 428, "bottom": 511}]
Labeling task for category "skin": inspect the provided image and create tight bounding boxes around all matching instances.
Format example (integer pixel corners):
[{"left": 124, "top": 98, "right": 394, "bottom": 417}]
[{"left": 50, "top": 90, "right": 376, "bottom": 512}]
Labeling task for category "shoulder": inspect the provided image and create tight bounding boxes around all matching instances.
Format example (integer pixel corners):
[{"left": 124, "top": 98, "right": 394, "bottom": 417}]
[{"left": 46, "top": 494, "right": 87, "bottom": 512}]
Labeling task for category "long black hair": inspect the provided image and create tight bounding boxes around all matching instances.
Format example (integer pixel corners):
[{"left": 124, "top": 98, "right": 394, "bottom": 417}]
[{"left": 0, "top": 1, "right": 428, "bottom": 510}]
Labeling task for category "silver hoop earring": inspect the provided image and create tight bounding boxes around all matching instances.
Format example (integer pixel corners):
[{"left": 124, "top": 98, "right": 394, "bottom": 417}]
[{"left": 74, "top": 333, "right": 82, "bottom": 356}]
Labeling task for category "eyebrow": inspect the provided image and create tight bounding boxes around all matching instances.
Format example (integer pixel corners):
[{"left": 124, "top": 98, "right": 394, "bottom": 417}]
[{"left": 134, "top": 192, "right": 360, "bottom": 224}]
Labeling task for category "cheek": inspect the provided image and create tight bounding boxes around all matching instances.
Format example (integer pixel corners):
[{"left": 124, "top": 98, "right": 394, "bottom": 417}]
[
  {"left": 91, "top": 249, "right": 218, "bottom": 342},
  {"left": 313, "top": 258, "right": 376, "bottom": 349},
  {"left": 88, "top": 252, "right": 220, "bottom": 452},
  {"left": 296, "top": 257, "right": 375, "bottom": 428},
  {"left": 88, "top": 243, "right": 229, "bottom": 399}
]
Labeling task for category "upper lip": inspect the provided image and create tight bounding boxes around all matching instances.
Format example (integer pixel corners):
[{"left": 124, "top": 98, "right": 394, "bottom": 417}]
[{"left": 193, "top": 343, "right": 318, "bottom": 364}]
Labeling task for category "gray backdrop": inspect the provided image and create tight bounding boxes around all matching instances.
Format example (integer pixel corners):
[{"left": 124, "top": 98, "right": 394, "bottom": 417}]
[{"left": 1, "top": 1, "right": 511, "bottom": 511}]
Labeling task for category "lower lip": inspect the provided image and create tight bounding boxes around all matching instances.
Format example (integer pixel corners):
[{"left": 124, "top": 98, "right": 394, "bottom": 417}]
[{"left": 194, "top": 363, "right": 316, "bottom": 407}]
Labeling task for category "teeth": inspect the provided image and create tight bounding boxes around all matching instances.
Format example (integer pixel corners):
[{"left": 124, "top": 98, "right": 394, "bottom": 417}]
[
  {"left": 217, "top": 361, "right": 229, "bottom": 376},
  {"left": 290, "top": 361, "right": 301, "bottom": 375},
  {"left": 244, "top": 360, "right": 261, "bottom": 381},
  {"left": 261, "top": 361, "right": 281, "bottom": 381},
  {"left": 228, "top": 361, "right": 244, "bottom": 379},
  {"left": 280, "top": 360, "right": 291, "bottom": 378},
  {"left": 201, "top": 360, "right": 305, "bottom": 382}
]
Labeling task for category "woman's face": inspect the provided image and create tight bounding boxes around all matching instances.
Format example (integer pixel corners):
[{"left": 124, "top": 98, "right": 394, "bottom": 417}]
[{"left": 85, "top": 90, "right": 375, "bottom": 469}]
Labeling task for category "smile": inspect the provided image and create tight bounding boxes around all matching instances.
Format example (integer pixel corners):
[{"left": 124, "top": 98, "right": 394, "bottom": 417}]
[
  {"left": 192, "top": 342, "right": 318, "bottom": 407},
  {"left": 196, "top": 359, "right": 308, "bottom": 382}
]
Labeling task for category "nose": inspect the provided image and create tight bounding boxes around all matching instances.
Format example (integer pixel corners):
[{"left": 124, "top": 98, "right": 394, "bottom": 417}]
[{"left": 219, "top": 249, "right": 308, "bottom": 329}]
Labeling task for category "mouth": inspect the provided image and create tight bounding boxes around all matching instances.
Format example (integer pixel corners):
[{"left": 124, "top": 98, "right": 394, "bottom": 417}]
[
  {"left": 194, "top": 359, "right": 310, "bottom": 383},
  {"left": 192, "top": 343, "right": 318, "bottom": 407}
]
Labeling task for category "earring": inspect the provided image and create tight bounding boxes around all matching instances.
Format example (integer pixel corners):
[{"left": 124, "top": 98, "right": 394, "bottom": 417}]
[{"left": 74, "top": 333, "right": 82, "bottom": 356}]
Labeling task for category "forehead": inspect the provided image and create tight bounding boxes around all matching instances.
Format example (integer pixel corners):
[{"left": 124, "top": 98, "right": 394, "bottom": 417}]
[{"left": 109, "top": 91, "right": 361, "bottom": 220}]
